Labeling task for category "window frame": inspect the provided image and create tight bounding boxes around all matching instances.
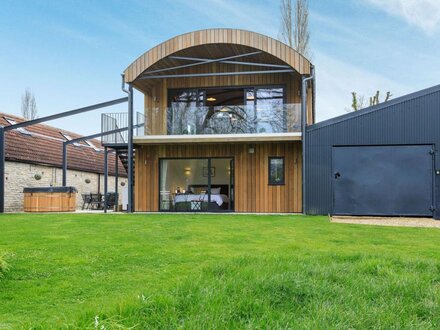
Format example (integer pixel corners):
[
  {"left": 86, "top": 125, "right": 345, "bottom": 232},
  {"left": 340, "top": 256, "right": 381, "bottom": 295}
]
[{"left": 268, "top": 156, "right": 285, "bottom": 186}]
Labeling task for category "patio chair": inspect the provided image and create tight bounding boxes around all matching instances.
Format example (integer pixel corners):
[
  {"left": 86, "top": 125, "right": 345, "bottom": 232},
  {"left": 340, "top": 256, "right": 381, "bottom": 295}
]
[
  {"left": 81, "top": 193, "right": 92, "bottom": 210},
  {"left": 104, "top": 192, "right": 116, "bottom": 209},
  {"left": 90, "top": 193, "right": 102, "bottom": 210}
]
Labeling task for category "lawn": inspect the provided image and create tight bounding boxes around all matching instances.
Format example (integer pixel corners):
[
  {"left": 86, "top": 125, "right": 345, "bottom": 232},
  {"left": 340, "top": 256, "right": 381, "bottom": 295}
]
[{"left": 0, "top": 214, "right": 439, "bottom": 329}]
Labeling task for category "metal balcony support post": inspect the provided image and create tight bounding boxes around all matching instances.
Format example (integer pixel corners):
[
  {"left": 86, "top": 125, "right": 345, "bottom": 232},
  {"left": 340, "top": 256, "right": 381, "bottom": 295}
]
[
  {"left": 0, "top": 127, "right": 5, "bottom": 213},
  {"left": 104, "top": 146, "right": 108, "bottom": 213},
  {"left": 127, "top": 84, "right": 134, "bottom": 212},
  {"left": 301, "top": 67, "right": 315, "bottom": 215},
  {"left": 62, "top": 142, "right": 67, "bottom": 186},
  {"left": 114, "top": 150, "right": 119, "bottom": 212}
]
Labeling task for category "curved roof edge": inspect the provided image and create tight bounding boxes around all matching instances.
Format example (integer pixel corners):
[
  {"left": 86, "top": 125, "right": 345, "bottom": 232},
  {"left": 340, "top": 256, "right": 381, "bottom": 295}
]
[{"left": 123, "top": 28, "right": 312, "bottom": 83}]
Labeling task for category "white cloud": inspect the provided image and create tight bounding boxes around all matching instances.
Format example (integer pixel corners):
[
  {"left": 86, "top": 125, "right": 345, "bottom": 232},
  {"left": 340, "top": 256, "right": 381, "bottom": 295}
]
[
  {"left": 365, "top": 0, "right": 440, "bottom": 34},
  {"left": 313, "top": 52, "right": 410, "bottom": 122}
]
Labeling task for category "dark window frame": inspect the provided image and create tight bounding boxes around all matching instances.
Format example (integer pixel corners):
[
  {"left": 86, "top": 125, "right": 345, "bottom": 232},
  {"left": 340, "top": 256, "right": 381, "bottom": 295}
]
[{"left": 268, "top": 156, "right": 285, "bottom": 185}]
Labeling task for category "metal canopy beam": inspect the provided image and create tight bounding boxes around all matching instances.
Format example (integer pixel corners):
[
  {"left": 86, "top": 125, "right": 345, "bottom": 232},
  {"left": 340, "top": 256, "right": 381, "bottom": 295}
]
[
  {"left": 0, "top": 96, "right": 128, "bottom": 213},
  {"left": 141, "top": 51, "right": 262, "bottom": 76},
  {"left": 66, "top": 123, "right": 143, "bottom": 145},
  {"left": 169, "top": 55, "right": 291, "bottom": 69},
  {"left": 4, "top": 97, "right": 128, "bottom": 132},
  {"left": 62, "top": 123, "right": 143, "bottom": 186},
  {"left": 139, "top": 69, "right": 294, "bottom": 80}
]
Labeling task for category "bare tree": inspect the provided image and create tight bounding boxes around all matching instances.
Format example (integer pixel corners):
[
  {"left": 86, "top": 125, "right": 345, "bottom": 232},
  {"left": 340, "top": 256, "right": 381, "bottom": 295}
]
[
  {"left": 279, "top": 0, "right": 311, "bottom": 59},
  {"left": 21, "top": 88, "right": 38, "bottom": 120},
  {"left": 349, "top": 91, "right": 392, "bottom": 111}
]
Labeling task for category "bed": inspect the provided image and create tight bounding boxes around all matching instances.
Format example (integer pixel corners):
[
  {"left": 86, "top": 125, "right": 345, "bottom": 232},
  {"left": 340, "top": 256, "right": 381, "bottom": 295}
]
[{"left": 174, "top": 184, "right": 231, "bottom": 211}]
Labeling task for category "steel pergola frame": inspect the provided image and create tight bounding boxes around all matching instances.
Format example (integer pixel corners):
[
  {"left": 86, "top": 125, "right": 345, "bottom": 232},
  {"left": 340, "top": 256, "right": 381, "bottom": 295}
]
[
  {"left": 0, "top": 97, "right": 129, "bottom": 213},
  {"left": 62, "top": 123, "right": 143, "bottom": 212}
]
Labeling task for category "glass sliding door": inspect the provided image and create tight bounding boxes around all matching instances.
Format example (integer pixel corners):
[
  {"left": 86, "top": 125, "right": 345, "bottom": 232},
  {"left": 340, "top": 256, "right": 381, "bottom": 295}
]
[
  {"left": 208, "top": 158, "right": 234, "bottom": 212},
  {"left": 159, "top": 157, "right": 234, "bottom": 212},
  {"left": 159, "top": 158, "right": 208, "bottom": 211}
]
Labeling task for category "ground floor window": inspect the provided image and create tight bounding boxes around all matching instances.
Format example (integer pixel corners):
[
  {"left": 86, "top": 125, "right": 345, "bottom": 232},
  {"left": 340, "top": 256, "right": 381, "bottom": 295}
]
[
  {"left": 268, "top": 157, "right": 285, "bottom": 185},
  {"left": 159, "top": 158, "right": 234, "bottom": 212}
]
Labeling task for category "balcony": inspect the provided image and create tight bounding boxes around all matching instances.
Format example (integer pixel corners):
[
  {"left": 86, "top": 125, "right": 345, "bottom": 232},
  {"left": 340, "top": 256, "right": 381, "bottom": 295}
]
[
  {"left": 101, "top": 112, "right": 145, "bottom": 145},
  {"left": 101, "top": 104, "right": 301, "bottom": 144}
]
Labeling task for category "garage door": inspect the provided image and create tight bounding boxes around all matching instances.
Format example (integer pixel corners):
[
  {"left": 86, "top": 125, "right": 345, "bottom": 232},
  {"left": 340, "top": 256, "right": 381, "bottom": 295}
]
[{"left": 333, "top": 145, "right": 434, "bottom": 216}]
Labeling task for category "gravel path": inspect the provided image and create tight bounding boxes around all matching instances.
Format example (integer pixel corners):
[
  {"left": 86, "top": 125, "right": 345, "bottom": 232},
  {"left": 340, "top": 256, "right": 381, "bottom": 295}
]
[{"left": 331, "top": 216, "right": 440, "bottom": 228}]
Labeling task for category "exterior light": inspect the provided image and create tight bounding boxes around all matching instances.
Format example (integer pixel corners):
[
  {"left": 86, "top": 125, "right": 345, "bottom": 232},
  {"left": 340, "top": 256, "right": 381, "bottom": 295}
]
[{"left": 207, "top": 97, "right": 216, "bottom": 101}]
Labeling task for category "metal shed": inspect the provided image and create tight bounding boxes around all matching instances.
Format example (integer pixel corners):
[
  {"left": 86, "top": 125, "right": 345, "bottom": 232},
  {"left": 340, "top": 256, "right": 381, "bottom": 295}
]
[{"left": 305, "top": 84, "right": 440, "bottom": 218}]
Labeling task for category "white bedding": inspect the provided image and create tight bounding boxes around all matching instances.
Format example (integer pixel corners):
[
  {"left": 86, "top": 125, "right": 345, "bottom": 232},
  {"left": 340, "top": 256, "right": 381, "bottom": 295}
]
[{"left": 174, "top": 194, "right": 229, "bottom": 206}]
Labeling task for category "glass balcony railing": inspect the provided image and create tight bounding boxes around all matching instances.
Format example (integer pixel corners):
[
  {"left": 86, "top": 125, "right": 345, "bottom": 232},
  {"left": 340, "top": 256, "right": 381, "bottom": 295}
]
[
  {"left": 101, "top": 104, "right": 301, "bottom": 143},
  {"left": 154, "top": 103, "right": 300, "bottom": 135}
]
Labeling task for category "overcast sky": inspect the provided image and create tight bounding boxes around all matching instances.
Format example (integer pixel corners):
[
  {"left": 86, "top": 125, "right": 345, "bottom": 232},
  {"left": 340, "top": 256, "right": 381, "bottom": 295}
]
[{"left": 0, "top": 0, "right": 439, "bottom": 135}]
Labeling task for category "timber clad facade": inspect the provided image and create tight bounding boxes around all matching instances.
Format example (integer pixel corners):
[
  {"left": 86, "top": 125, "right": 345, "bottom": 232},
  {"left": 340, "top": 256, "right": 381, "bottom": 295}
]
[
  {"left": 135, "top": 142, "right": 302, "bottom": 213},
  {"left": 122, "top": 28, "right": 313, "bottom": 213}
]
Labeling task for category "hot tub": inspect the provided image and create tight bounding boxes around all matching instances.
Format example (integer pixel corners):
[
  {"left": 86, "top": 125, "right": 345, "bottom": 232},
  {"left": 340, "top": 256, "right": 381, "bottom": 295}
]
[{"left": 23, "top": 187, "right": 78, "bottom": 212}]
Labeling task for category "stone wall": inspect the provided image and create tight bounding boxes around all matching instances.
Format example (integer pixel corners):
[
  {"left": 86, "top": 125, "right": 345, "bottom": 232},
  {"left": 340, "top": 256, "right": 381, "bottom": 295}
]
[{"left": 4, "top": 161, "right": 127, "bottom": 212}]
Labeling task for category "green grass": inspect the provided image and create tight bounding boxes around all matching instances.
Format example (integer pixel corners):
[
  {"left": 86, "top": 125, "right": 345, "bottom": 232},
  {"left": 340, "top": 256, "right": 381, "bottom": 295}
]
[
  {"left": 0, "top": 214, "right": 439, "bottom": 329},
  {"left": 0, "top": 253, "right": 8, "bottom": 279}
]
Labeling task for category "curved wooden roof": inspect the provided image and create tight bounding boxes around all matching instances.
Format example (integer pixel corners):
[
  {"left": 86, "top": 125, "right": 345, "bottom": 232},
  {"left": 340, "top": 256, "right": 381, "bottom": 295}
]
[{"left": 124, "top": 28, "right": 312, "bottom": 83}]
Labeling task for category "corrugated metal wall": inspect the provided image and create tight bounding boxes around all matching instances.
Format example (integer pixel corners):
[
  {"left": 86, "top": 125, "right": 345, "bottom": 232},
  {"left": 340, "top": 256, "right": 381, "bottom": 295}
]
[{"left": 305, "top": 84, "right": 440, "bottom": 216}]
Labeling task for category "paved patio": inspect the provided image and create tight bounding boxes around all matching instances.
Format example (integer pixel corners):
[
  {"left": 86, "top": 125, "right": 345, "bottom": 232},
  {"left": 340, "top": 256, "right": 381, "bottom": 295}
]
[{"left": 331, "top": 216, "right": 440, "bottom": 228}]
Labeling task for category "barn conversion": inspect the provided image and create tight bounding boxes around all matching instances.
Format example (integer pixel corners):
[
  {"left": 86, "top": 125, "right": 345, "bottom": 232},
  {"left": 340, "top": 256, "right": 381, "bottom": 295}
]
[{"left": 0, "top": 28, "right": 438, "bottom": 218}]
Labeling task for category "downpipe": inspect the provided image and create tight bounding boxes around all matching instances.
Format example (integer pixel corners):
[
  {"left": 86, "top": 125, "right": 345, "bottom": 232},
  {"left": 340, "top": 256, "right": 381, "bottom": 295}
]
[
  {"left": 121, "top": 74, "right": 134, "bottom": 212},
  {"left": 301, "top": 65, "right": 315, "bottom": 215}
]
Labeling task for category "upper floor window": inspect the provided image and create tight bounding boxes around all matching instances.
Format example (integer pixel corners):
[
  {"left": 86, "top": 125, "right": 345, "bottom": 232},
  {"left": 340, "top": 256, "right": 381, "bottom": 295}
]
[
  {"left": 167, "top": 86, "right": 285, "bottom": 134},
  {"left": 246, "top": 87, "right": 285, "bottom": 133}
]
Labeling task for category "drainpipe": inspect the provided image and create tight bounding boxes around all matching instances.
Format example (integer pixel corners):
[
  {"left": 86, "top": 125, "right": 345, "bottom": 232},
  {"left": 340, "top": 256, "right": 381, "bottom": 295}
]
[
  {"left": 121, "top": 74, "right": 134, "bottom": 212},
  {"left": 301, "top": 65, "right": 315, "bottom": 215},
  {"left": 311, "top": 65, "right": 316, "bottom": 124}
]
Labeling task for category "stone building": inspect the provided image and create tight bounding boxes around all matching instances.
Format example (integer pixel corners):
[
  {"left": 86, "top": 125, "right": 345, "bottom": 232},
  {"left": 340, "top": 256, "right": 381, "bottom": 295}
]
[{"left": 1, "top": 113, "right": 127, "bottom": 212}]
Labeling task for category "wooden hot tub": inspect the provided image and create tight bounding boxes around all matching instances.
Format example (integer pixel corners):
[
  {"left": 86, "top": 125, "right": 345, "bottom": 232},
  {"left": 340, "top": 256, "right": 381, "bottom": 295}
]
[{"left": 23, "top": 187, "right": 78, "bottom": 212}]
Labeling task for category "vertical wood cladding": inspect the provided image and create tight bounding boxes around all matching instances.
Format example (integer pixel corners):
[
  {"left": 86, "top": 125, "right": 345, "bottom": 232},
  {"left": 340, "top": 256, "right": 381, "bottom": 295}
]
[{"left": 135, "top": 142, "right": 302, "bottom": 213}]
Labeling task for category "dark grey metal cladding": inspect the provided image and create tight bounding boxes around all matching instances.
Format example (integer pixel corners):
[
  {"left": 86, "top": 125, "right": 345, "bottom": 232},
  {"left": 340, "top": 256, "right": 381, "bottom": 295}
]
[
  {"left": 332, "top": 145, "right": 433, "bottom": 216},
  {"left": 305, "top": 84, "right": 440, "bottom": 216}
]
